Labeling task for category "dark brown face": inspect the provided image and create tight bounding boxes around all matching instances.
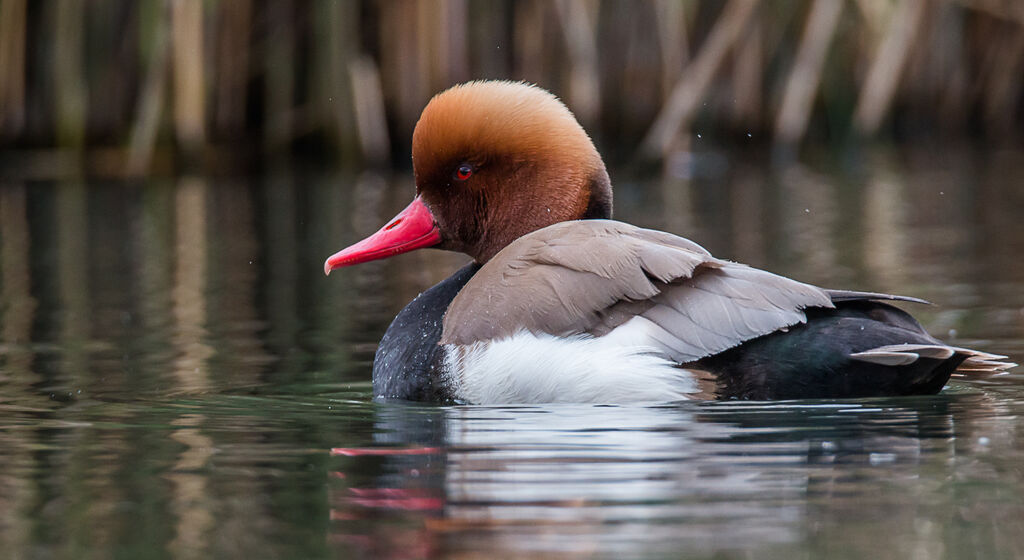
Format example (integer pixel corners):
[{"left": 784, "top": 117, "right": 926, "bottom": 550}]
[
  {"left": 409, "top": 82, "right": 613, "bottom": 263},
  {"left": 415, "top": 149, "right": 602, "bottom": 263}
]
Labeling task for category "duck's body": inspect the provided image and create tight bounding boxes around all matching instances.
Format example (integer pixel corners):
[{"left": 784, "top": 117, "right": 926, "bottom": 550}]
[
  {"left": 369, "top": 220, "right": 999, "bottom": 403},
  {"left": 326, "top": 81, "right": 1013, "bottom": 404}
]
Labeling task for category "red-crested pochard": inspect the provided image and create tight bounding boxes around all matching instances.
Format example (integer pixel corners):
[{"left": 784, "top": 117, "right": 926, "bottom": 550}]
[{"left": 325, "top": 81, "right": 1013, "bottom": 404}]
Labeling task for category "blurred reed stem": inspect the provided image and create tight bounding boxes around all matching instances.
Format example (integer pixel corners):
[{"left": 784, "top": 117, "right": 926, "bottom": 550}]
[
  {"left": 853, "top": 0, "right": 927, "bottom": 135},
  {"left": 0, "top": 0, "right": 1022, "bottom": 176},
  {"left": 214, "top": 0, "right": 251, "bottom": 136},
  {"left": 0, "top": 0, "right": 27, "bottom": 139},
  {"left": 53, "top": 0, "right": 87, "bottom": 148},
  {"left": 170, "top": 0, "right": 206, "bottom": 157},
  {"left": 263, "top": 0, "right": 295, "bottom": 156},
  {"left": 642, "top": 0, "right": 758, "bottom": 158},
  {"left": 128, "top": 0, "right": 170, "bottom": 174},
  {"left": 775, "top": 0, "right": 843, "bottom": 146},
  {"left": 555, "top": 0, "right": 600, "bottom": 127}
]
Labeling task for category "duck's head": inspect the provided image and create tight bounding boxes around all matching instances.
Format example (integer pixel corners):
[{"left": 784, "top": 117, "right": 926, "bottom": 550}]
[{"left": 324, "top": 81, "right": 612, "bottom": 274}]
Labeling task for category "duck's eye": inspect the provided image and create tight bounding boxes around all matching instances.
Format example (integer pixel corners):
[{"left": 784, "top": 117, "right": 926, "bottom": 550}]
[{"left": 454, "top": 163, "right": 474, "bottom": 181}]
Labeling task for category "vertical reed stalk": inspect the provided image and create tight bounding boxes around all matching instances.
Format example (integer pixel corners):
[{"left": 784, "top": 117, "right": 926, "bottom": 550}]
[
  {"left": 437, "top": 0, "right": 470, "bottom": 86},
  {"left": 350, "top": 56, "right": 391, "bottom": 166},
  {"left": 170, "top": 0, "right": 206, "bottom": 154},
  {"left": 655, "top": 0, "right": 689, "bottom": 100},
  {"left": 853, "top": 0, "right": 927, "bottom": 134},
  {"left": 263, "top": 0, "right": 294, "bottom": 153},
  {"left": 214, "top": 0, "right": 251, "bottom": 136},
  {"left": 555, "top": 0, "right": 600, "bottom": 126},
  {"left": 378, "top": 0, "right": 426, "bottom": 139},
  {"left": 775, "top": 0, "right": 844, "bottom": 145},
  {"left": 128, "top": 0, "right": 170, "bottom": 175},
  {"left": 981, "top": 25, "right": 1024, "bottom": 137},
  {"left": 0, "top": 0, "right": 27, "bottom": 138},
  {"left": 731, "top": 19, "right": 762, "bottom": 127},
  {"left": 929, "top": 3, "right": 968, "bottom": 131},
  {"left": 514, "top": 0, "right": 547, "bottom": 85},
  {"left": 54, "top": 0, "right": 88, "bottom": 148},
  {"left": 641, "top": 0, "right": 758, "bottom": 157},
  {"left": 319, "top": 0, "right": 360, "bottom": 164}
]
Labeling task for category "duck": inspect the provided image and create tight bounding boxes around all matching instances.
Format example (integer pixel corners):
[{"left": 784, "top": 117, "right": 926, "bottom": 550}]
[{"left": 324, "top": 80, "right": 1013, "bottom": 404}]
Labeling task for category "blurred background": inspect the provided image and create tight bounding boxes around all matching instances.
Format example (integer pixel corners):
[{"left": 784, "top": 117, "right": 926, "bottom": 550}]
[
  {"left": 3, "top": 3, "right": 1024, "bottom": 558},
  {"left": 1, "top": 0, "right": 1023, "bottom": 177}
]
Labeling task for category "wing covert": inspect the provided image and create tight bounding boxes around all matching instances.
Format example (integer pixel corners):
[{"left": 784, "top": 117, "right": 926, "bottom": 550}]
[{"left": 440, "top": 220, "right": 834, "bottom": 363}]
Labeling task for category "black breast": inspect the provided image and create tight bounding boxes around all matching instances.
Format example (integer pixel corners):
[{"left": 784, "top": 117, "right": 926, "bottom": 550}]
[{"left": 372, "top": 262, "right": 481, "bottom": 401}]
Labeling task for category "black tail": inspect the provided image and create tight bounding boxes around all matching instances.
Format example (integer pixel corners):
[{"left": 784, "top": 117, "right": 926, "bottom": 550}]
[{"left": 691, "top": 299, "right": 1013, "bottom": 400}]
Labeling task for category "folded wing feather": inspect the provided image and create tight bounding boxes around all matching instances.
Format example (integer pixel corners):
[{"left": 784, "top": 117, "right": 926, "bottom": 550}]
[{"left": 440, "top": 220, "right": 834, "bottom": 363}]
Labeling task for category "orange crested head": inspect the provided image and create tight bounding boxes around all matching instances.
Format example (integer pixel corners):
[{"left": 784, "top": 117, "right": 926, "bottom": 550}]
[
  {"left": 410, "top": 81, "right": 612, "bottom": 263},
  {"left": 325, "top": 81, "right": 613, "bottom": 275}
]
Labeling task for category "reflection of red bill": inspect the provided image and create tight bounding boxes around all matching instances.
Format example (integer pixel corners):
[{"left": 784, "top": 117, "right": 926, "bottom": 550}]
[
  {"left": 347, "top": 497, "right": 443, "bottom": 510},
  {"left": 330, "top": 447, "right": 441, "bottom": 456},
  {"left": 329, "top": 510, "right": 358, "bottom": 520},
  {"left": 346, "top": 488, "right": 444, "bottom": 510}
]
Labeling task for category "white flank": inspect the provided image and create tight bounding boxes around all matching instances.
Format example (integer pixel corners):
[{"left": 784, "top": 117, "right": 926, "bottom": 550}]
[{"left": 443, "top": 331, "right": 699, "bottom": 404}]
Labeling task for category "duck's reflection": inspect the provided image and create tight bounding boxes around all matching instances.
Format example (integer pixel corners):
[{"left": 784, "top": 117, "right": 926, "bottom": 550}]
[{"left": 329, "top": 395, "right": 991, "bottom": 558}]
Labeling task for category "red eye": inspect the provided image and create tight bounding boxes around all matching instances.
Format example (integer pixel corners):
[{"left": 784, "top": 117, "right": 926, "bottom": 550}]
[{"left": 454, "top": 164, "right": 473, "bottom": 181}]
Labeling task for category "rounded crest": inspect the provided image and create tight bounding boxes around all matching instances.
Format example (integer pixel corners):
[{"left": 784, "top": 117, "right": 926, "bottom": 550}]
[
  {"left": 412, "top": 81, "right": 603, "bottom": 174},
  {"left": 409, "top": 81, "right": 612, "bottom": 263}
]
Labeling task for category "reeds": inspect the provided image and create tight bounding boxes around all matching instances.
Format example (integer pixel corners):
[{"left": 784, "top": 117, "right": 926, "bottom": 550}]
[
  {"left": 0, "top": 0, "right": 27, "bottom": 140},
  {"left": 1, "top": 0, "right": 1022, "bottom": 175}
]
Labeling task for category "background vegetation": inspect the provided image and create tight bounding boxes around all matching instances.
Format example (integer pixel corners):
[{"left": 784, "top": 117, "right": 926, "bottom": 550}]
[{"left": 1, "top": 0, "right": 1023, "bottom": 176}]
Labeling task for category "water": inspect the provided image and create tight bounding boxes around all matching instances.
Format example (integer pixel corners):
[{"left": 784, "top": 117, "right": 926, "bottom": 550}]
[{"left": 1, "top": 147, "right": 1023, "bottom": 559}]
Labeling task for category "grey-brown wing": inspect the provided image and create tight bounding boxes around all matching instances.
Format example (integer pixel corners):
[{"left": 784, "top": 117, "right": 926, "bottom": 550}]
[
  {"left": 440, "top": 220, "right": 834, "bottom": 363},
  {"left": 620, "top": 261, "right": 833, "bottom": 362}
]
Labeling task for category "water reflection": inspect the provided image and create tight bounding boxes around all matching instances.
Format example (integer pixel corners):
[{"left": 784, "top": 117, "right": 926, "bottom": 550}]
[
  {"left": 331, "top": 392, "right": 1024, "bottom": 558},
  {"left": 0, "top": 183, "right": 35, "bottom": 380},
  {"left": 172, "top": 177, "right": 213, "bottom": 394},
  {"left": 168, "top": 413, "right": 215, "bottom": 560},
  {"left": 0, "top": 148, "right": 1022, "bottom": 558}
]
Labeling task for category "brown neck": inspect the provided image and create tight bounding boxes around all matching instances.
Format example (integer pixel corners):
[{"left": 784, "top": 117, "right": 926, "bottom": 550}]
[
  {"left": 465, "top": 168, "right": 613, "bottom": 264},
  {"left": 581, "top": 170, "right": 613, "bottom": 220}
]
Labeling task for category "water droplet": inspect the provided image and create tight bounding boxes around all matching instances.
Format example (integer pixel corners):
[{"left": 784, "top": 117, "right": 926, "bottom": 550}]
[
  {"left": 978, "top": 437, "right": 990, "bottom": 446},
  {"left": 804, "top": 208, "right": 810, "bottom": 213},
  {"left": 696, "top": 134, "right": 702, "bottom": 139}
]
